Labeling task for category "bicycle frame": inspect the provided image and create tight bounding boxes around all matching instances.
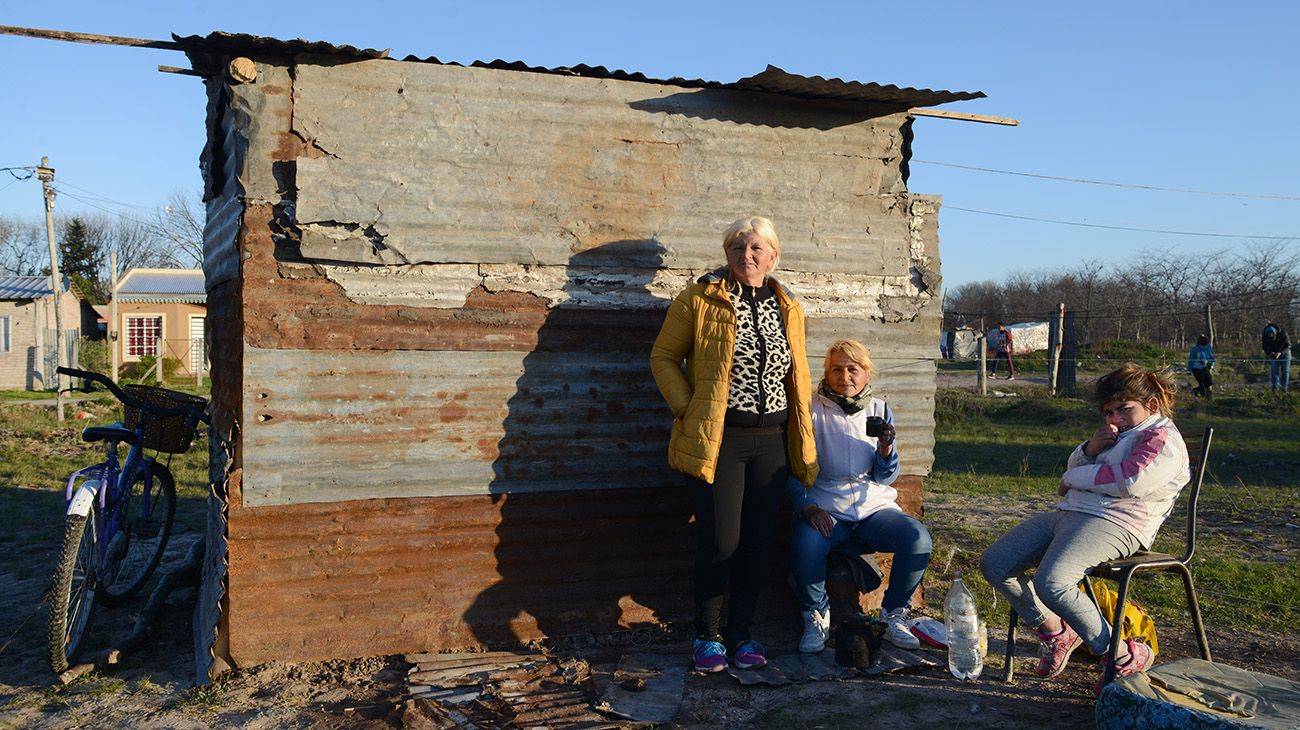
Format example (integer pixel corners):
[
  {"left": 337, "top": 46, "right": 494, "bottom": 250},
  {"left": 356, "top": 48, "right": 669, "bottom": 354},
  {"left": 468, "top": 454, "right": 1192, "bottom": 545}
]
[{"left": 63, "top": 435, "right": 156, "bottom": 580}]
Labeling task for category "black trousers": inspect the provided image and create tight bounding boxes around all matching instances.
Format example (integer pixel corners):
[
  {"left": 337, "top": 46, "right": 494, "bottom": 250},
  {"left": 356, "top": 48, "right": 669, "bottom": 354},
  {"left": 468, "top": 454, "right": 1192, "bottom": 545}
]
[
  {"left": 688, "top": 425, "right": 788, "bottom": 648},
  {"left": 1192, "top": 367, "right": 1213, "bottom": 396}
]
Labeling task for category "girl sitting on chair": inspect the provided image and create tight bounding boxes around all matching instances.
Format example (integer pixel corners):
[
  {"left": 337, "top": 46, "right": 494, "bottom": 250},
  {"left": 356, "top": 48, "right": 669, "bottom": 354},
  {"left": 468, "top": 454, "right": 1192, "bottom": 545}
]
[{"left": 980, "top": 363, "right": 1190, "bottom": 692}]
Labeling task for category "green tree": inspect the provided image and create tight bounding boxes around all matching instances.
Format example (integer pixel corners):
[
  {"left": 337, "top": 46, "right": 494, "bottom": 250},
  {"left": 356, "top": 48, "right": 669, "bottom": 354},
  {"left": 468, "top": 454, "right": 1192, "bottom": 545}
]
[{"left": 58, "top": 217, "right": 108, "bottom": 303}]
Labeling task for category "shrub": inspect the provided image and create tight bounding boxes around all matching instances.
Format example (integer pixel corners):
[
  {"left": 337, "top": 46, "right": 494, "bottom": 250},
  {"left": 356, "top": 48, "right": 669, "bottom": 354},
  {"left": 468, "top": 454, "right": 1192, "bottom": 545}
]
[{"left": 78, "top": 338, "right": 109, "bottom": 374}]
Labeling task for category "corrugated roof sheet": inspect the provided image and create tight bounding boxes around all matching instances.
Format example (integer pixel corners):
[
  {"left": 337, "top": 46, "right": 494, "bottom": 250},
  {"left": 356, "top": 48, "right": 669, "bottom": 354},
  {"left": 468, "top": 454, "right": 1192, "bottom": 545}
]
[
  {"left": 117, "top": 269, "right": 206, "bottom": 302},
  {"left": 173, "top": 32, "right": 983, "bottom": 109},
  {"left": 0, "top": 275, "right": 53, "bottom": 300}
]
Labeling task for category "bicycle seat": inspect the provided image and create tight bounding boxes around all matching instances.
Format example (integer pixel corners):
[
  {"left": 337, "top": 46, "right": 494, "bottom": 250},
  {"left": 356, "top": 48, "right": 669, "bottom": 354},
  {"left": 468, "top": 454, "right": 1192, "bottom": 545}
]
[{"left": 81, "top": 423, "right": 141, "bottom": 446}]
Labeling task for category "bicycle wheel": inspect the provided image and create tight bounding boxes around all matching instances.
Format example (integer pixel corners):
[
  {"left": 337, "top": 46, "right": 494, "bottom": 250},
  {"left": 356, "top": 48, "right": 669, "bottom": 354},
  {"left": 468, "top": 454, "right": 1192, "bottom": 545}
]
[
  {"left": 98, "top": 461, "right": 176, "bottom": 607},
  {"left": 48, "top": 512, "right": 99, "bottom": 673}
]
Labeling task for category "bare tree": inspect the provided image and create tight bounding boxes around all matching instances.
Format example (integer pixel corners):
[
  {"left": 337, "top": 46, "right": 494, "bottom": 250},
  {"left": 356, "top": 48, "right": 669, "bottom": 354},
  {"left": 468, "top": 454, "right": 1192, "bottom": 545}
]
[
  {"left": 153, "top": 190, "right": 203, "bottom": 267},
  {"left": 0, "top": 215, "right": 46, "bottom": 276}
]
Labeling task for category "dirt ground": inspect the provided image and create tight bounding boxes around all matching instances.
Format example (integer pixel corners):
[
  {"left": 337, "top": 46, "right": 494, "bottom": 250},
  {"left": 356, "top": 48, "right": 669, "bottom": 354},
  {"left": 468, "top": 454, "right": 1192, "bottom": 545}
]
[{"left": 4, "top": 478, "right": 1297, "bottom": 729}]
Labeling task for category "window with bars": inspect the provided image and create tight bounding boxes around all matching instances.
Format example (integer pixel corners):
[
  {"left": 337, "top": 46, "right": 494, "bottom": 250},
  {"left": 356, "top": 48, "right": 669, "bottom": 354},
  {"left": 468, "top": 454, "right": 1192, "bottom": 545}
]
[{"left": 125, "top": 316, "right": 162, "bottom": 358}]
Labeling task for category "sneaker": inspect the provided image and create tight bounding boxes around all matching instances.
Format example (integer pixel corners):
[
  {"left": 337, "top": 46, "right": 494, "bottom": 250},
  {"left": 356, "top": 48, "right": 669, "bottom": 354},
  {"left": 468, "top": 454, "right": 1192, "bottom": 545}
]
[
  {"left": 881, "top": 607, "right": 920, "bottom": 650},
  {"left": 1035, "top": 621, "right": 1083, "bottom": 678},
  {"left": 692, "top": 638, "right": 728, "bottom": 673},
  {"left": 731, "top": 639, "right": 767, "bottom": 670},
  {"left": 1094, "top": 638, "right": 1154, "bottom": 696},
  {"left": 799, "top": 609, "right": 831, "bottom": 653}
]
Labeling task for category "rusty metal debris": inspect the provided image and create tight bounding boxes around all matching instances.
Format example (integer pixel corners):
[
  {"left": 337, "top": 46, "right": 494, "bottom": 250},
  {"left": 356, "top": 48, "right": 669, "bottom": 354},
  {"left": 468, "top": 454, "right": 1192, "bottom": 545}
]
[{"left": 404, "top": 651, "right": 618, "bottom": 729}]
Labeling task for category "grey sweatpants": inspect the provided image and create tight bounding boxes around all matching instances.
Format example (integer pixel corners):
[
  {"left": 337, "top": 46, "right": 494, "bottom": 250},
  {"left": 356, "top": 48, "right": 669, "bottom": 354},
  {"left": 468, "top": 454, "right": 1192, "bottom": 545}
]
[{"left": 980, "top": 509, "right": 1142, "bottom": 654}]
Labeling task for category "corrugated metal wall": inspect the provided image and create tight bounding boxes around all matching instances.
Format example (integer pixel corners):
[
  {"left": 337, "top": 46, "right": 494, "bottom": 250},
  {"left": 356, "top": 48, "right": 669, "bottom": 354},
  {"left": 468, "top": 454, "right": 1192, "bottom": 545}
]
[{"left": 207, "top": 56, "right": 943, "bottom": 665}]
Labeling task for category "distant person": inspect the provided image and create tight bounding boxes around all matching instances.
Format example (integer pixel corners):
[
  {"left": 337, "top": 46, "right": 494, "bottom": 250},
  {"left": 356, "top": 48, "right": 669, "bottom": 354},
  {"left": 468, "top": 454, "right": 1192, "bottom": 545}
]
[
  {"left": 990, "top": 322, "right": 1015, "bottom": 380},
  {"left": 1187, "top": 335, "right": 1215, "bottom": 399},
  {"left": 980, "top": 363, "right": 1190, "bottom": 695},
  {"left": 787, "top": 340, "right": 932, "bottom": 654},
  {"left": 650, "top": 216, "right": 817, "bottom": 674},
  {"left": 1262, "top": 323, "right": 1291, "bottom": 392}
]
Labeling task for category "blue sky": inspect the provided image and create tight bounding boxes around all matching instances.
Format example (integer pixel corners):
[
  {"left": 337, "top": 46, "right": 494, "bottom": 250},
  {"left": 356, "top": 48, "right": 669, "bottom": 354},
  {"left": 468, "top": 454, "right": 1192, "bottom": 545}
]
[{"left": 2, "top": 1, "right": 1297, "bottom": 291}]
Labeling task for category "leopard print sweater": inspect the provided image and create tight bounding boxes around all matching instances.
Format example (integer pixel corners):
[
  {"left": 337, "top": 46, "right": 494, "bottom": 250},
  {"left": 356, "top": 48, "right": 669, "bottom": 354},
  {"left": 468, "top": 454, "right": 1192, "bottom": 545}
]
[{"left": 727, "top": 282, "right": 792, "bottom": 417}]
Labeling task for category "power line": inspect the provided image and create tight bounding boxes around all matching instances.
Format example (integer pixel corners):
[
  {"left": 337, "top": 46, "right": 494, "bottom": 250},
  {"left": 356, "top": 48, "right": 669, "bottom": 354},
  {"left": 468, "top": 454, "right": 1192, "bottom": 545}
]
[
  {"left": 945, "top": 205, "right": 1297, "bottom": 240},
  {"left": 1, "top": 166, "right": 35, "bottom": 181},
  {"left": 54, "top": 179, "right": 155, "bottom": 212},
  {"left": 913, "top": 160, "right": 1300, "bottom": 202}
]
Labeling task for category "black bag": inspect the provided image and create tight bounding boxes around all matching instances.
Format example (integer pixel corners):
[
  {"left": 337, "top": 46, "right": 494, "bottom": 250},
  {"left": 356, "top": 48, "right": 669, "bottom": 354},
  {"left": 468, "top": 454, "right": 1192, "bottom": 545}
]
[
  {"left": 834, "top": 616, "right": 885, "bottom": 670},
  {"left": 827, "top": 542, "right": 883, "bottom": 594}
]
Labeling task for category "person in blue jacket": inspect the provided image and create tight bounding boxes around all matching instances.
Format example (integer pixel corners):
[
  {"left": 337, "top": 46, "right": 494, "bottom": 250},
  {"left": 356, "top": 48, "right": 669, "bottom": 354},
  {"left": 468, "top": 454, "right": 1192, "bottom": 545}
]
[{"left": 1187, "top": 334, "right": 1214, "bottom": 399}]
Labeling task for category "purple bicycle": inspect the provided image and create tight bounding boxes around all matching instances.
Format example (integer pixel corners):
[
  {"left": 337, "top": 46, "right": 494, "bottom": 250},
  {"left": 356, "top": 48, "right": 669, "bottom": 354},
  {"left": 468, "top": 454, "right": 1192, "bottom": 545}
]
[{"left": 47, "top": 366, "right": 208, "bottom": 673}]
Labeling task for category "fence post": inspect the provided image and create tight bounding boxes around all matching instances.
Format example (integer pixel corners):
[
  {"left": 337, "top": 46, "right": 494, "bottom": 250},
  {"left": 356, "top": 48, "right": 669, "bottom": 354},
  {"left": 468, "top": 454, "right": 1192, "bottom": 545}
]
[
  {"left": 1060, "top": 311, "right": 1078, "bottom": 396},
  {"left": 978, "top": 333, "right": 988, "bottom": 396},
  {"left": 1050, "top": 303, "right": 1065, "bottom": 396}
]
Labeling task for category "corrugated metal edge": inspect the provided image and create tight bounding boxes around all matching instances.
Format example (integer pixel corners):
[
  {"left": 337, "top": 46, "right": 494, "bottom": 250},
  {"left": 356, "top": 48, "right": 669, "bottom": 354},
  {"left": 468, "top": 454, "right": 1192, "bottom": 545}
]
[
  {"left": 0, "top": 275, "right": 54, "bottom": 300},
  {"left": 116, "top": 296, "right": 207, "bottom": 303},
  {"left": 172, "top": 33, "right": 983, "bottom": 108}
]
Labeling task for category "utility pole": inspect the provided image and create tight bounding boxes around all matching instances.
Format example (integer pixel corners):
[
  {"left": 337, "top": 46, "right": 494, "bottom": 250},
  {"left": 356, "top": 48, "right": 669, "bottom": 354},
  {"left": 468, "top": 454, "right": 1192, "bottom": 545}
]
[
  {"left": 37, "top": 157, "right": 65, "bottom": 421},
  {"left": 110, "top": 250, "right": 120, "bottom": 383}
]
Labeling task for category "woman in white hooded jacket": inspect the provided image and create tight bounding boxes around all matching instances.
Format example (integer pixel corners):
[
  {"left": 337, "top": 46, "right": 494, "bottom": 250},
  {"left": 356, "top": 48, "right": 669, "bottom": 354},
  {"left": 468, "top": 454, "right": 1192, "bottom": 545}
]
[{"left": 788, "top": 340, "right": 932, "bottom": 654}]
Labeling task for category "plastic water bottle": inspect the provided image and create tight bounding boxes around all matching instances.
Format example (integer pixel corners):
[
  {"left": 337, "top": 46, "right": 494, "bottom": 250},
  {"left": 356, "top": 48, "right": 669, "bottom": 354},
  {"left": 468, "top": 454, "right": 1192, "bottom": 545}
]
[{"left": 944, "top": 572, "right": 985, "bottom": 680}]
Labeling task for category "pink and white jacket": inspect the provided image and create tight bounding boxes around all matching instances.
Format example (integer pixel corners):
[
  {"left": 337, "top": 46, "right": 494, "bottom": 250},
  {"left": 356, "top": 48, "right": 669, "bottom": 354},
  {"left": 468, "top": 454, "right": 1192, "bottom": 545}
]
[{"left": 1057, "top": 413, "right": 1190, "bottom": 548}]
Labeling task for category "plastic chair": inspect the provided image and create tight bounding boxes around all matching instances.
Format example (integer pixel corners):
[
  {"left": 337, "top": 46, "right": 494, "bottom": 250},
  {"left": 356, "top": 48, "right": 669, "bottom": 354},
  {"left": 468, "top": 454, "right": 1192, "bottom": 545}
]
[{"left": 1001, "top": 427, "right": 1214, "bottom": 683}]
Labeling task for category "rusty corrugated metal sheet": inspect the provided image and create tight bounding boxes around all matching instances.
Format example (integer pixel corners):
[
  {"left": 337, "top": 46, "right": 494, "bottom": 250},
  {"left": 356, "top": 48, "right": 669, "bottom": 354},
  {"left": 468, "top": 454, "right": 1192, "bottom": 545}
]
[
  {"left": 225, "top": 489, "right": 695, "bottom": 663},
  {"left": 173, "top": 32, "right": 981, "bottom": 109},
  {"left": 289, "top": 59, "right": 912, "bottom": 274},
  {"left": 224, "top": 477, "right": 925, "bottom": 661}
]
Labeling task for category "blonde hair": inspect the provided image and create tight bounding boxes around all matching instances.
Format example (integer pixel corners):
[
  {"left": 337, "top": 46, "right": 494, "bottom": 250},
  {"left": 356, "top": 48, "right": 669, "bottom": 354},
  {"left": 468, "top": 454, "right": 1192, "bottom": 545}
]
[
  {"left": 823, "top": 339, "right": 874, "bottom": 381},
  {"left": 722, "top": 216, "right": 780, "bottom": 255},
  {"left": 1093, "top": 362, "right": 1178, "bottom": 416}
]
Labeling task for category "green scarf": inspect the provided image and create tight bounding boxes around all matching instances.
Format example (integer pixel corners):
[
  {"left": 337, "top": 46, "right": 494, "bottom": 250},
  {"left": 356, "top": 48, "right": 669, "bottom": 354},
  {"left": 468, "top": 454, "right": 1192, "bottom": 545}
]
[{"left": 819, "top": 381, "right": 873, "bottom": 415}]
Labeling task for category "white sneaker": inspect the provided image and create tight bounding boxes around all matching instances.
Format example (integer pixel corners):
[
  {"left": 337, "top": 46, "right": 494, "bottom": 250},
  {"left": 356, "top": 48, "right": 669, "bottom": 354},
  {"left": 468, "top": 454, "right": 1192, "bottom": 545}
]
[
  {"left": 799, "top": 608, "right": 830, "bottom": 653},
  {"left": 882, "top": 607, "right": 920, "bottom": 650}
]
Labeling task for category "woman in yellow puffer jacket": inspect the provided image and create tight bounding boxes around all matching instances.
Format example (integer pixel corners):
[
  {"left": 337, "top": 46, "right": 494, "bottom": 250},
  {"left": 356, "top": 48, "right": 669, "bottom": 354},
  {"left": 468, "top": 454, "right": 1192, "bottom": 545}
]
[{"left": 651, "top": 215, "right": 817, "bottom": 673}]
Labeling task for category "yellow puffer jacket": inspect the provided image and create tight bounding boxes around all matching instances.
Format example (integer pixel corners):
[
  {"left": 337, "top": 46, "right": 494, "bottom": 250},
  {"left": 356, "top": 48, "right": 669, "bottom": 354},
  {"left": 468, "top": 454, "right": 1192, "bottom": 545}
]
[{"left": 650, "top": 271, "right": 818, "bottom": 486}]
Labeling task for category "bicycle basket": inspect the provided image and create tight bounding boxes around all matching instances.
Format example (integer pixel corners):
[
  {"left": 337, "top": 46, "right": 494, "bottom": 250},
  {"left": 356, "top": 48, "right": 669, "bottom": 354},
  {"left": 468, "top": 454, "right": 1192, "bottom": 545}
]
[{"left": 122, "top": 385, "right": 208, "bottom": 453}]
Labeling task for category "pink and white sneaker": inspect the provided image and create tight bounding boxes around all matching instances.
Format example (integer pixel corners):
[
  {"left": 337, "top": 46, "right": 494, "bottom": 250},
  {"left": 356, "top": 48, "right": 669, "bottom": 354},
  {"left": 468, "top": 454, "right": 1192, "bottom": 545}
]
[
  {"left": 1094, "top": 638, "right": 1154, "bottom": 696},
  {"left": 1036, "top": 621, "right": 1083, "bottom": 678}
]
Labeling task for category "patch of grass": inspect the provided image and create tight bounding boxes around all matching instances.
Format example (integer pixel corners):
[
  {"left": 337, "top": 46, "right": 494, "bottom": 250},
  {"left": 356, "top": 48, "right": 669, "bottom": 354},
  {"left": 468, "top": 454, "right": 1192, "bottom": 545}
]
[
  {"left": 173, "top": 682, "right": 224, "bottom": 716},
  {"left": 131, "top": 676, "right": 163, "bottom": 696},
  {"left": 72, "top": 672, "right": 129, "bottom": 697}
]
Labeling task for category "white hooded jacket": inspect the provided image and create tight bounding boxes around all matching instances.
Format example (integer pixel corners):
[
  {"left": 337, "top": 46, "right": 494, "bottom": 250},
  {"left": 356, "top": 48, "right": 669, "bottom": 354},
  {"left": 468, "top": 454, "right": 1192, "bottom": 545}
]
[
  {"left": 1057, "top": 413, "right": 1190, "bottom": 547},
  {"left": 788, "top": 392, "right": 901, "bottom": 523}
]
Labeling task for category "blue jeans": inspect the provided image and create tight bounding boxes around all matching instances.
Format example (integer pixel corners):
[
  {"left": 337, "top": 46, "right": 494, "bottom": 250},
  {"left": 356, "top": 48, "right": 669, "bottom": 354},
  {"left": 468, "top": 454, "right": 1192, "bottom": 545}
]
[
  {"left": 791, "top": 508, "right": 932, "bottom": 614},
  {"left": 1270, "top": 351, "right": 1292, "bottom": 391}
]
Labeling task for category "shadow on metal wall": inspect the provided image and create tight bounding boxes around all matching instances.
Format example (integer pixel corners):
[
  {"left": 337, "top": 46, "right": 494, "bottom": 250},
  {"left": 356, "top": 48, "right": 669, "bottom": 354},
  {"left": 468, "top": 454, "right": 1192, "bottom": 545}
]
[{"left": 465, "top": 239, "right": 694, "bottom": 646}]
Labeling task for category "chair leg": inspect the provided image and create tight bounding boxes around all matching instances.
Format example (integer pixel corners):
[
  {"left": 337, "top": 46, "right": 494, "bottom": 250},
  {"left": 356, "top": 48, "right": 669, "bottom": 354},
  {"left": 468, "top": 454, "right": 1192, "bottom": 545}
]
[
  {"left": 1176, "top": 564, "right": 1213, "bottom": 662},
  {"left": 1102, "top": 570, "right": 1135, "bottom": 686},
  {"left": 1003, "top": 608, "right": 1018, "bottom": 682}
]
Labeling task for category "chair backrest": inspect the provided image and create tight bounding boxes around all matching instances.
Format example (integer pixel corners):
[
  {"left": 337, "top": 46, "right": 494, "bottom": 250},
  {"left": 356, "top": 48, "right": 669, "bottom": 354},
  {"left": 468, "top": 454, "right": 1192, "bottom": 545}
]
[{"left": 1179, "top": 426, "right": 1214, "bottom": 563}]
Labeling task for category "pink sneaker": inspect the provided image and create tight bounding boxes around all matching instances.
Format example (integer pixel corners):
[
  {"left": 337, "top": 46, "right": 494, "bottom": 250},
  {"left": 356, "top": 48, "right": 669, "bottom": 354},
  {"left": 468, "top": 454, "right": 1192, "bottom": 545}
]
[
  {"left": 1036, "top": 622, "right": 1083, "bottom": 678},
  {"left": 692, "top": 639, "right": 728, "bottom": 673},
  {"left": 1094, "top": 638, "right": 1154, "bottom": 696},
  {"left": 730, "top": 640, "right": 767, "bottom": 670}
]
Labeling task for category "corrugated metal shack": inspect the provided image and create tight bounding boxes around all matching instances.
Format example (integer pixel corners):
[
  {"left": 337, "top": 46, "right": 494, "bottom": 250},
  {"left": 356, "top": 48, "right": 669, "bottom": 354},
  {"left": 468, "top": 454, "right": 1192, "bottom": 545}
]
[{"left": 176, "top": 32, "right": 983, "bottom": 676}]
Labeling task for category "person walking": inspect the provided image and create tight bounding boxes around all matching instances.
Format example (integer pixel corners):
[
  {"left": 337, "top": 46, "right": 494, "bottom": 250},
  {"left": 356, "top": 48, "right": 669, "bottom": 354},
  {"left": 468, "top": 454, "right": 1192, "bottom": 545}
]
[
  {"left": 1187, "top": 335, "right": 1215, "bottom": 399},
  {"left": 990, "top": 323, "right": 1015, "bottom": 380}
]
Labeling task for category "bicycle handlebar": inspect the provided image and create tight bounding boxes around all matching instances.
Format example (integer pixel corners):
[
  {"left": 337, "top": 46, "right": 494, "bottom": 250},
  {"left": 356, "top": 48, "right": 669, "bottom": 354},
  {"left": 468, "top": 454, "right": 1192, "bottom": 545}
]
[{"left": 57, "top": 366, "right": 211, "bottom": 424}]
